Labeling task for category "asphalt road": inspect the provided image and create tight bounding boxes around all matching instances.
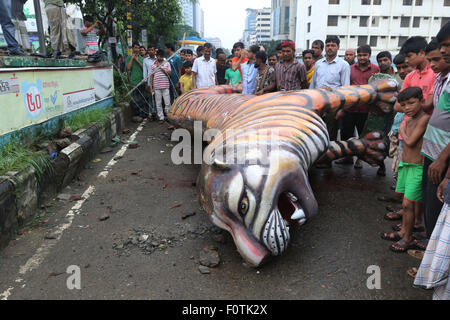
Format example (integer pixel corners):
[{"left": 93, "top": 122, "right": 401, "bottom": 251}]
[{"left": 0, "top": 120, "right": 431, "bottom": 300}]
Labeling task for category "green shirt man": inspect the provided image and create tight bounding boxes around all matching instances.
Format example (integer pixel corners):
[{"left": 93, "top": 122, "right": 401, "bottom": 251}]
[{"left": 126, "top": 54, "right": 144, "bottom": 87}]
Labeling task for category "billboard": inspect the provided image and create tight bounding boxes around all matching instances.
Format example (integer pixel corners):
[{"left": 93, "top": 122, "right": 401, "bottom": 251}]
[{"left": 0, "top": 66, "right": 113, "bottom": 136}]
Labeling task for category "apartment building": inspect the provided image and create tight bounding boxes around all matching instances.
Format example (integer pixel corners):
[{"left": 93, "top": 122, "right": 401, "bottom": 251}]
[
  {"left": 296, "top": 0, "right": 450, "bottom": 55},
  {"left": 249, "top": 8, "right": 272, "bottom": 45}
]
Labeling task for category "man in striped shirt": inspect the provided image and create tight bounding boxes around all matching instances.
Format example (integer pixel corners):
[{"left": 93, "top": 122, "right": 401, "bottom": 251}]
[{"left": 150, "top": 49, "right": 172, "bottom": 123}]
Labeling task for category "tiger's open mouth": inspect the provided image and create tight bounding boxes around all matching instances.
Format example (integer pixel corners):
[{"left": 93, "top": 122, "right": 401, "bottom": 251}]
[{"left": 277, "top": 192, "right": 307, "bottom": 226}]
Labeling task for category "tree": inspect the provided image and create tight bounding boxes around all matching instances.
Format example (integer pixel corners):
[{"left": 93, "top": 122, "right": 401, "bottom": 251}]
[
  {"left": 259, "top": 40, "right": 282, "bottom": 55},
  {"left": 68, "top": 0, "right": 186, "bottom": 60}
]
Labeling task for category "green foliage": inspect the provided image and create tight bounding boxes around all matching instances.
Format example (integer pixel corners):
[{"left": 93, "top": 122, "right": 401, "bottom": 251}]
[
  {"left": 70, "top": 0, "right": 185, "bottom": 47},
  {"left": 63, "top": 108, "right": 113, "bottom": 132},
  {"left": 0, "top": 140, "right": 54, "bottom": 179},
  {"left": 259, "top": 40, "right": 283, "bottom": 55},
  {"left": 113, "top": 68, "right": 130, "bottom": 102}
]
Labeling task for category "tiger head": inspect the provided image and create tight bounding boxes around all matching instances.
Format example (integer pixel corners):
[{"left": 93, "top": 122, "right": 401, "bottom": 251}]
[{"left": 197, "top": 142, "right": 318, "bottom": 267}]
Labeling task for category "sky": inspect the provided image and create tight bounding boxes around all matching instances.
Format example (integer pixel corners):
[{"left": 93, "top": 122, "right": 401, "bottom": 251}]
[{"left": 201, "top": 0, "right": 271, "bottom": 50}]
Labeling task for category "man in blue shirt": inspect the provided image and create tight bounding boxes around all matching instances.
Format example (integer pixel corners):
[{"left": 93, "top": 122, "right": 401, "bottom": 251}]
[
  {"left": 165, "top": 43, "right": 182, "bottom": 104},
  {"left": 241, "top": 45, "right": 260, "bottom": 95},
  {"left": 310, "top": 36, "right": 350, "bottom": 168}
]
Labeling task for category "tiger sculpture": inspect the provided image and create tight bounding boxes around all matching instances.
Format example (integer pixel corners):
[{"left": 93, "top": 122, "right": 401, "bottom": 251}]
[{"left": 168, "top": 79, "right": 398, "bottom": 267}]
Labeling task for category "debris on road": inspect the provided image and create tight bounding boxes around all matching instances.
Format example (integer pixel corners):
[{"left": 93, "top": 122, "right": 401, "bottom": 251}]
[
  {"left": 113, "top": 156, "right": 123, "bottom": 161},
  {"left": 198, "top": 265, "right": 211, "bottom": 274},
  {"left": 162, "top": 184, "right": 168, "bottom": 190},
  {"left": 57, "top": 193, "right": 71, "bottom": 201},
  {"left": 182, "top": 212, "right": 196, "bottom": 220},
  {"left": 99, "top": 213, "right": 110, "bottom": 221},
  {"left": 199, "top": 246, "right": 220, "bottom": 268},
  {"left": 122, "top": 128, "right": 131, "bottom": 134},
  {"left": 92, "top": 158, "right": 102, "bottom": 163},
  {"left": 45, "top": 232, "right": 58, "bottom": 240},
  {"left": 170, "top": 204, "right": 182, "bottom": 209},
  {"left": 70, "top": 195, "right": 82, "bottom": 201},
  {"left": 100, "top": 147, "right": 114, "bottom": 154}
]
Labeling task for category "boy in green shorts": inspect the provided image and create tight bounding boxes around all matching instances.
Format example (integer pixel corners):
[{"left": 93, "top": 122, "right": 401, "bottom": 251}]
[
  {"left": 225, "top": 67, "right": 242, "bottom": 85},
  {"left": 381, "top": 87, "right": 430, "bottom": 252}
]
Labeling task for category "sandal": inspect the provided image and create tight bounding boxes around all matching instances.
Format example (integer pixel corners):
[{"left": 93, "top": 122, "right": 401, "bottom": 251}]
[
  {"left": 407, "top": 267, "right": 418, "bottom": 278},
  {"left": 390, "top": 239, "right": 415, "bottom": 252},
  {"left": 413, "top": 239, "right": 428, "bottom": 251},
  {"left": 384, "top": 211, "right": 402, "bottom": 221},
  {"left": 386, "top": 205, "right": 402, "bottom": 212},
  {"left": 380, "top": 231, "right": 402, "bottom": 241},
  {"left": 412, "top": 231, "right": 427, "bottom": 240},
  {"left": 392, "top": 224, "right": 425, "bottom": 232},
  {"left": 407, "top": 250, "right": 424, "bottom": 260}
]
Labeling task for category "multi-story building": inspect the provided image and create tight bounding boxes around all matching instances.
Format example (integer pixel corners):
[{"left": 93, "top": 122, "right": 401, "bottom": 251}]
[
  {"left": 181, "top": 0, "right": 204, "bottom": 37},
  {"left": 296, "top": 0, "right": 450, "bottom": 56},
  {"left": 181, "top": 0, "right": 195, "bottom": 29},
  {"left": 271, "top": 0, "right": 297, "bottom": 41},
  {"left": 243, "top": 8, "right": 258, "bottom": 46},
  {"left": 205, "top": 37, "right": 222, "bottom": 49},
  {"left": 250, "top": 7, "right": 272, "bottom": 44}
]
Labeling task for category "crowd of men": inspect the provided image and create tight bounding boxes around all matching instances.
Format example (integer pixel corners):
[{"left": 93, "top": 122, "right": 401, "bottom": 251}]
[{"left": 124, "top": 22, "right": 450, "bottom": 299}]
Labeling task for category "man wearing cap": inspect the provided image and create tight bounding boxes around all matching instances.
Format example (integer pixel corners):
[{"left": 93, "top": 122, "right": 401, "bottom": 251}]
[{"left": 273, "top": 40, "right": 308, "bottom": 91}]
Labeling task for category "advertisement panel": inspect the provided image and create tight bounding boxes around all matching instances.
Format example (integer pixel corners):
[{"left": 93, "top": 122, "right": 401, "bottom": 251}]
[{"left": 0, "top": 66, "right": 113, "bottom": 136}]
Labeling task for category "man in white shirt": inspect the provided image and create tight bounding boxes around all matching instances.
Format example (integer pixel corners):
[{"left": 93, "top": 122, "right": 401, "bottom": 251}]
[{"left": 192, "top": 43, "right": 218, "bottom": 89}]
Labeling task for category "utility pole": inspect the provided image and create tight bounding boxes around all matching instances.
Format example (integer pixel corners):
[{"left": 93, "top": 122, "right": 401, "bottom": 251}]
[
  {"left": 33, "top": 0, "right": 46, "bottom": 55},
  {"left": 126, "top": 0, "right": 132, "bottom": 55}
]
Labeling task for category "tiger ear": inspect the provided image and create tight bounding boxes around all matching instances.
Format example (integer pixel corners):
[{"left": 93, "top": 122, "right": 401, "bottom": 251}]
[{"left": 212, "top": 158, "right": 231, "bottom": 170}]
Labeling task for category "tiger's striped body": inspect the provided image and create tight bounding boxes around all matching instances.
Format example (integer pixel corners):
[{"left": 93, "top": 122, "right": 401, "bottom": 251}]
[{"left": 168, "top": 79, "right": 398, "bottom": 266}]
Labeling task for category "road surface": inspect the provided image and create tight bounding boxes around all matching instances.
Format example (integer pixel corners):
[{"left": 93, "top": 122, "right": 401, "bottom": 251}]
[{"left": 0, "top": 120, "right": 431, "bottom": 300}]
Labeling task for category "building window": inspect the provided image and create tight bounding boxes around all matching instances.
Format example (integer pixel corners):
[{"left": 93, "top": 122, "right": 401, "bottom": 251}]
[
  {"left": 372, "top": 16, "right": 380, "bottom": 27},
  {"left": 284, "top": 7, "right": 290, "bottom": 34},
  {"left": 370, "top": 36, "right": 378, "bottom": 47},
  {"left": 445, "top": 0, "right": 450, "bottom": 6},
  {"left": 361, "top": 0, "right": 370, "bottom": 4},
  {"left": 401, "top": 17, "right": 411, "bottom": 27},
  {"left": 307, "top": 22, "right": 311, "bottom": 32},
  {"left": 329, "top": 0, "right": 340, "bottom": 4},
  {"left": 360, "top": 16, "right": 369, "bottom": 27},
  {"left": 443, "top": 17, "right": 450, "bottom": 28},
  {"left": 415, "top": 0, "right": 422, "bottom": 5},
  {"left": 413, "top": 17, "right": 420, "bottom": 28},
  {"left": 308, "top": 6, "right": 311, "bottom": 16},
  {"left": 307, "top": 40, "right": 310, "bottom": 49},
  {"left": 403, "top": 0, "right": 412, "bottom": 5},
  {"left": 373, "top": 0, "right": 382, "bottom": 4},
  {"left": 328, "top": 15, "right": 338, "bottom": 26},
  {"left": 358, "top": 36, "right": 368, "bottom": 46},
  {"left": 398, "top": 36, "right": 408, "bottom": 47}
]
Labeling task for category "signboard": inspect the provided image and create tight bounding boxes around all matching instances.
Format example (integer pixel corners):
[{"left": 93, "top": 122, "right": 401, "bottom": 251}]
[{"left": 0, "top": 66, "right": 113, "bottom": 136}]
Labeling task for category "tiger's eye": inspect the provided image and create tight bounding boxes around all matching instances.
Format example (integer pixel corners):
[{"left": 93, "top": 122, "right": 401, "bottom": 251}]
[{"left": 239, "top": 196, "right": 249, "bottom": 215}]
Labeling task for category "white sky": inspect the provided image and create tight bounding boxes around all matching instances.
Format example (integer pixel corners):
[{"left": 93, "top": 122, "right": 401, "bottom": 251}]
[{"left": 201, "top": 0, "right": 271, "bottom": 50}]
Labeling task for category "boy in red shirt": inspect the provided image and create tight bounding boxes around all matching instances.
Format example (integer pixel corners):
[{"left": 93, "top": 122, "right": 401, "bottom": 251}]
[{"left": 231, "top": 42, "right": 248, "bottom": 79}]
